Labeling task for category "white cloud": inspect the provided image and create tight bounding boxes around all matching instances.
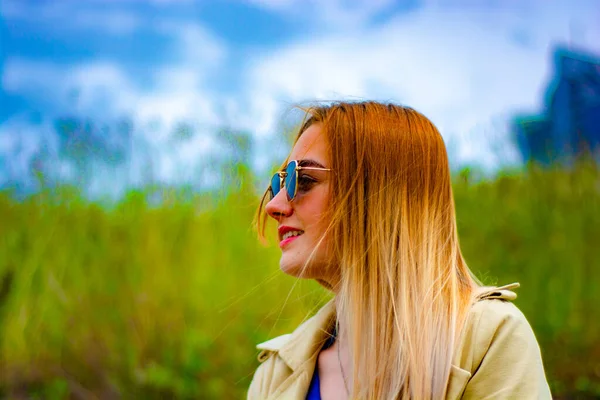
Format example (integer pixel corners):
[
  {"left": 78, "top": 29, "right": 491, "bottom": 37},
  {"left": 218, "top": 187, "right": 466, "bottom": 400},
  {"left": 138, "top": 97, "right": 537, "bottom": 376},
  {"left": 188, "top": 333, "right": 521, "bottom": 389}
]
[
  {"left": 74, "top": 10, "right": 142, "bottom": 35},
  {"left": 2, "top": 13, "right": 229, "bottom": 127},
  {"left": 1, "top": 0, "right": 143, "bottom": 36},
  {"left": 96, "top": 0, "right": 195, "bottom": 4},
  {"left": 131, "top": 21, "right": 229, "bottom": 130},
  {"left": 1, "top": 58, "right": 222, "bottom": 185},
  {"left": 2, "top": 59, "right": 137, "bottom": 116},
  {"left": 166, "top": 23, "right": 228, "bottom": 67},
  {"left": 3, "top": 0, "right": 600, "bottom": 194},
  {"left": 242, "top": 0, "right": 600, "bottom": 169},
  {"left": 1, "top": 16, "right": 229, "bottom": 191},
  {"left": 243, "top": 0, "right": 399, "bottom": 28}
]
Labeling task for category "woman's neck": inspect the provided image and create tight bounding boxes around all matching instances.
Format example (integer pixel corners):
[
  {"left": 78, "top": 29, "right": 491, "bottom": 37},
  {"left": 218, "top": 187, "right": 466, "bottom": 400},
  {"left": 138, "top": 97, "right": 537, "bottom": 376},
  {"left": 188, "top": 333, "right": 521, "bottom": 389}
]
[{"left": 334, "top": 295, "right": 351, "bottom": 391}]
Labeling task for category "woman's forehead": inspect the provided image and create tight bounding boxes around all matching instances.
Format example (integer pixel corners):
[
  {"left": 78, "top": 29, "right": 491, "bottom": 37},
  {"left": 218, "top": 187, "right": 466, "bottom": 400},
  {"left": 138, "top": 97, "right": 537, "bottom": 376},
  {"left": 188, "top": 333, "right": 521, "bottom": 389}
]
[{"left": 289, "top": 124, "right": 329, "bottom": 164}]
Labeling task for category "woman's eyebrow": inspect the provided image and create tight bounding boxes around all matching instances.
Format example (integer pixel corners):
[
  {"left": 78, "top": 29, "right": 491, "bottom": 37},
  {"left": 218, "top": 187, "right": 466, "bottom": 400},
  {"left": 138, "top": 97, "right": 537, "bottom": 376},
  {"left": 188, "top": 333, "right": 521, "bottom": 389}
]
[{"left": 298, "top": 159, "right": 327, "bottom": 168}]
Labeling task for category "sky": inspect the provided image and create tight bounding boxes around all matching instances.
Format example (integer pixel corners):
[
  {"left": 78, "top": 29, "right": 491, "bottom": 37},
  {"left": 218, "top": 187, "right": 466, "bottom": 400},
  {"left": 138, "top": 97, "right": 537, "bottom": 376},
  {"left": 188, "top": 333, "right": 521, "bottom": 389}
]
[{"left": 1, "top": 0, "right": 600, "bottom": 195}]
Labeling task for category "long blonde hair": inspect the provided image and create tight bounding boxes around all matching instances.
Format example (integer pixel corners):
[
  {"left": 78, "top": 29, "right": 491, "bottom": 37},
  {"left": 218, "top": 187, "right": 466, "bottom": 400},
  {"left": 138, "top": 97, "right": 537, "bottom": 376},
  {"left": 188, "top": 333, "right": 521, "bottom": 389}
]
[{"left": 257, "top": 101, "right": 479, "bottom": 399}]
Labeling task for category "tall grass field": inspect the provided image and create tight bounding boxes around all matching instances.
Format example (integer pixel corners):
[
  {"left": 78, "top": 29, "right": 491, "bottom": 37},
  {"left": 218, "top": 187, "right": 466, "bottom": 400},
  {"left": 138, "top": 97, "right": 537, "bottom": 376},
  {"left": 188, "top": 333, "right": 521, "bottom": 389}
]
[{"left": 1, "top": 161, "right": 599, "bottom": 399}]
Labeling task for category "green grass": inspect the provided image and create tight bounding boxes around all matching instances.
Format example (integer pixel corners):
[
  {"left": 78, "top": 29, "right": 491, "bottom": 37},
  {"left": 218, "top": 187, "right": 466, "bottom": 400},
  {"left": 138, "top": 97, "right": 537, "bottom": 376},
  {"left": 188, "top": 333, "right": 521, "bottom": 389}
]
[
  {"left": 454, "top": 160, "right": 600, "bottom": 397},
  {"left": 0, "top": 160, "right": 599, "bottom": 398}
]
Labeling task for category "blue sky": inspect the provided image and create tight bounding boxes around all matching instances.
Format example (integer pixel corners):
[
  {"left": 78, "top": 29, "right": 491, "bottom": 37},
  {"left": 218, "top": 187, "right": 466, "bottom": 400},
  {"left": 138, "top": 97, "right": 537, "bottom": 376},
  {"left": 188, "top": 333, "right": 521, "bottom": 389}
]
[{"left": 2, "top": 0, "right": 600, "bottom": 194}]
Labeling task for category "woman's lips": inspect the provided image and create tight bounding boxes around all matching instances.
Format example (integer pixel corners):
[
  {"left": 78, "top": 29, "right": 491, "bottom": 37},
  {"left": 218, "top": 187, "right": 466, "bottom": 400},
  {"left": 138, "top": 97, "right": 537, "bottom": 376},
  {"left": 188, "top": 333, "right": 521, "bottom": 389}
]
[{"left": 279, "top": 233, "right": 302, "bottom": 249}]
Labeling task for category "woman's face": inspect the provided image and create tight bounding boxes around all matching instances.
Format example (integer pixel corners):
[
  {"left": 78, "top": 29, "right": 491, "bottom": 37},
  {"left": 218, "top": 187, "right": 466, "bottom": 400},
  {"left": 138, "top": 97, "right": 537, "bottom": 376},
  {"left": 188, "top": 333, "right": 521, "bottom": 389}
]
[{"left": 265, "top": 123, "right": 335, "bottom": 283}]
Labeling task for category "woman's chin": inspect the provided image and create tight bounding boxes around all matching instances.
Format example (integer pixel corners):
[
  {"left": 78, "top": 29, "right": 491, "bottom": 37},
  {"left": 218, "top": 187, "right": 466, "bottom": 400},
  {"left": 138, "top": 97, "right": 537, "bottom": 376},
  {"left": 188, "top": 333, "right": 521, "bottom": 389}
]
[{"left": 279, "top": 260, "right": 313, "bottom": 279}]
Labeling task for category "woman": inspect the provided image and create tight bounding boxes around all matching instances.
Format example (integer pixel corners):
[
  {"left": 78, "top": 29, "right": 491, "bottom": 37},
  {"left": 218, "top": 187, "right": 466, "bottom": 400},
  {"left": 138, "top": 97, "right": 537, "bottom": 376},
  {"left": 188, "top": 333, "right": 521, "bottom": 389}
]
[{"left": 248, "top": 102, "right": 551, "bottom": 399}]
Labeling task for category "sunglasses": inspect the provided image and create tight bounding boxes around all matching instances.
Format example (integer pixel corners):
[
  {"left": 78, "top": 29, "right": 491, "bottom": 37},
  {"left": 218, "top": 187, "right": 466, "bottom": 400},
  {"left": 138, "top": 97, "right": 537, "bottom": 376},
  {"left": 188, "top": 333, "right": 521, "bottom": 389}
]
[{"left": 268, "top": 160, "right": 331, "bottom": 201}]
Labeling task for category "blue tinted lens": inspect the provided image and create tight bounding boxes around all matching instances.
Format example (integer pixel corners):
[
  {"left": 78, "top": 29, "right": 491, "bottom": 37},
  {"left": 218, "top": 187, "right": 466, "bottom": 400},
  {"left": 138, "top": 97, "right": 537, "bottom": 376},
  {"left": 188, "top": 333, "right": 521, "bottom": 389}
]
[
  {"left": 270, "top": 173, "right": 281, "bottom": 199},
  {"left": 285, "top": 161, "right": 297, "bottom": 200}
]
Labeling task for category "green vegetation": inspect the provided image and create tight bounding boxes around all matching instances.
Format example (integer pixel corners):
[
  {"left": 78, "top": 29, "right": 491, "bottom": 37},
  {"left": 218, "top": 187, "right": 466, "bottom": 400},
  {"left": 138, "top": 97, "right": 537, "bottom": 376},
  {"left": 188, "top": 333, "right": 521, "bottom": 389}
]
[{"left": 1, "top": 160, "right": 599, "bottom": 399}]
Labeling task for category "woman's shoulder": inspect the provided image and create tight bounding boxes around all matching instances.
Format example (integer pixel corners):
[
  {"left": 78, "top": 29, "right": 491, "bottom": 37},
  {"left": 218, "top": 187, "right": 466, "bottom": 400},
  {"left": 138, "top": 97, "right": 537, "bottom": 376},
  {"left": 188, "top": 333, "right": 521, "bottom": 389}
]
[
  {"left": 452, "top": 283, "right": 552, "bottom": 399},
  {"left": 457, "top": 283, "right": 534, "bottom": 367}
]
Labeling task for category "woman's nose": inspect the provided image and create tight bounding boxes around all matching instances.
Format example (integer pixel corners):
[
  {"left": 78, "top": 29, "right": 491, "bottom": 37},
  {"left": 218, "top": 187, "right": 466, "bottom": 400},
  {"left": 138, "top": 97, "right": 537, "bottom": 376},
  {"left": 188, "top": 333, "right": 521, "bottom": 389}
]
[{"left": 265, "top": 188, "right": 293, "bottom": 220}]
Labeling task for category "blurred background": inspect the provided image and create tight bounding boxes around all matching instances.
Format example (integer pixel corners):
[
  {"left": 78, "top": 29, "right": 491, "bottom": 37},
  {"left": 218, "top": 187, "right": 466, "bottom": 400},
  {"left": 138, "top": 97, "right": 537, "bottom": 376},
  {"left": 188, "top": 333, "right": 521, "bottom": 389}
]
[{"left": 1, "top": 0, "right": 599, "bottom": 398}]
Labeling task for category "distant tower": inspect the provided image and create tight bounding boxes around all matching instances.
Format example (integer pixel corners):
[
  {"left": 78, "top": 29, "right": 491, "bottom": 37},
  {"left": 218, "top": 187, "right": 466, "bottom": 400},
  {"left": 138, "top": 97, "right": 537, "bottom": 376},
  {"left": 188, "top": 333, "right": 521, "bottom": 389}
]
[{"left": 512, "top": 46, "right": 600, "bottom": 166}]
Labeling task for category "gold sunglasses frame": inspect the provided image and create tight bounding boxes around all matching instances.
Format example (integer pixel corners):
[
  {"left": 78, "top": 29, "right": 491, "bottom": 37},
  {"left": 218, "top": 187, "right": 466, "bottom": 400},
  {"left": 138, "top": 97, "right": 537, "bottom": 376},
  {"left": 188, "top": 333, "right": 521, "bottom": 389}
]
[{"left": 269, "top": 160, "right": 331, "bottom": 201}]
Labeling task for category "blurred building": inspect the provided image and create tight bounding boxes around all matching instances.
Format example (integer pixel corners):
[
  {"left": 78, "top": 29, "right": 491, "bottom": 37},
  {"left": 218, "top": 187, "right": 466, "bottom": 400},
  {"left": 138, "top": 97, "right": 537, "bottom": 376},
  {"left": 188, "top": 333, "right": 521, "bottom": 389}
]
[{"left": 513, "top": 47, "right": 600, "bottom": 165}]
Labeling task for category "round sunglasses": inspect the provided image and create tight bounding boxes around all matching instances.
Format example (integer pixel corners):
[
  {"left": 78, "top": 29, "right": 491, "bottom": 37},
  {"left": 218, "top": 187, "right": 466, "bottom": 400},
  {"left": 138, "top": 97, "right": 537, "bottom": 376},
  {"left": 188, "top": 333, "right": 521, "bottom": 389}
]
[{"left": 268, "top": 160, "right": 331, "bottom": 201}]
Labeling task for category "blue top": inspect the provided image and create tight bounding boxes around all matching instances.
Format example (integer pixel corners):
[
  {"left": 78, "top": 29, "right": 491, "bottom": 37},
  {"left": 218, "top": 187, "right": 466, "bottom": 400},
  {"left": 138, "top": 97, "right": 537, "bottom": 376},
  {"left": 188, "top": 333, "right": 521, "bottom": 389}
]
[{"left": 305, "top": 329, "right": 337, "bottom": 400}]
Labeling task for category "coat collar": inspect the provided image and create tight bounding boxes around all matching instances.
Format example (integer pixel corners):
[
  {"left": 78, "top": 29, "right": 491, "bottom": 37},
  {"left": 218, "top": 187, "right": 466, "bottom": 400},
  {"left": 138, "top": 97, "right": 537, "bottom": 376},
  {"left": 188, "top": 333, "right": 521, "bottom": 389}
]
[
  {"left": 278, "top": 299, "right": 337, "bottom": 371},
  {"left": 255, "top": 299, "right": 337, "bottom": 398},
  {"left": 256, "top": 283, "right": 520, "bottom": 367},
  {"left": 254, "top": 283, "right": 520, "bottom": 398},
  {"left": 475, "top": 282, "right": 519, "bottom": 301}
]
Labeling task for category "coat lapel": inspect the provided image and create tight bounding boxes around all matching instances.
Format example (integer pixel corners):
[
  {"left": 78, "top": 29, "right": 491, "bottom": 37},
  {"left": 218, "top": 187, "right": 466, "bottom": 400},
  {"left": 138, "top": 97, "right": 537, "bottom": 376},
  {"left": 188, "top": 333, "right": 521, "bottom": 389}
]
[
  {"left": 267, "top": 299, "right": 337, "bottom": 398},
  {"left": 445, "top": 365, "right": 472, "bottom": 400}
]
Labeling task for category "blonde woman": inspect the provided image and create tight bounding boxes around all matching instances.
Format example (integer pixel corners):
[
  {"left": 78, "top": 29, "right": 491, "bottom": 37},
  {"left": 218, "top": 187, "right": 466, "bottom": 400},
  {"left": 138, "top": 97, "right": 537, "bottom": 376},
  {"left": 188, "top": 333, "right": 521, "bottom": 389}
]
[{"left": 248, "top": 102, "right": 551, "bottom": 399}]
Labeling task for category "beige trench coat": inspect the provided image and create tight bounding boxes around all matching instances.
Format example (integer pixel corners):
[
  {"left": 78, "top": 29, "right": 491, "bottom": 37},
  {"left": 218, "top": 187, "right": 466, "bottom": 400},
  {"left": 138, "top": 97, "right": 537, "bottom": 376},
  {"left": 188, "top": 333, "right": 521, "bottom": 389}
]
[{"left": 247, "top": 283, "right": 552, "bottom": 399}]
